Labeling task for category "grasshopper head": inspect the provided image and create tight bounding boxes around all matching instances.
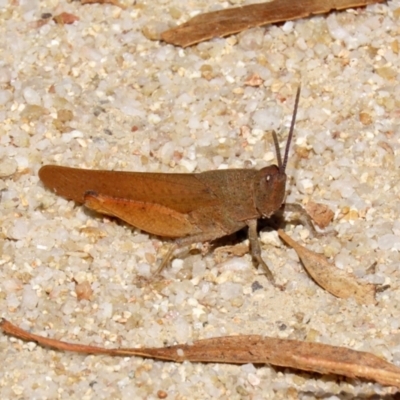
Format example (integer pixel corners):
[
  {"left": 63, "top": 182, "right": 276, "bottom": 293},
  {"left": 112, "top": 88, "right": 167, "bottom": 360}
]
[{"left": 254, "top": 165, "right": 286, "bottom": 218}]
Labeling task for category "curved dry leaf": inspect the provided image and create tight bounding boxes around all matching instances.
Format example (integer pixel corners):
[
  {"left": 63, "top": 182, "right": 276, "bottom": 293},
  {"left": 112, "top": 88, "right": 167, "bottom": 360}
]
[
  {"left": 2, "top": 319, "right": 400, "bottom": 388},
  {"left": 161, "top": 0, "right": 385, "bottom": 47},
  {"left": 305, "top": 201, "right": 334, "bottom": 229},
  {"left": 278, "top": 229, "right": 376, "bottom": 305}
]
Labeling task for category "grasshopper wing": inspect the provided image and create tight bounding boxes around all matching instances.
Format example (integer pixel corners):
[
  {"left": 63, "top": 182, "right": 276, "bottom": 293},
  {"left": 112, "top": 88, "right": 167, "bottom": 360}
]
[{"left": 39, "top": 165, "right": 222, "bottom": 237}]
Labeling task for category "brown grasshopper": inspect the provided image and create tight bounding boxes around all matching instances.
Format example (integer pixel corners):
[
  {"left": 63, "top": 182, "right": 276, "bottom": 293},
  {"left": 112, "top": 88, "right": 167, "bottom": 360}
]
[{"left": 39, "top": 86, "right": 316, "bottom": 283}]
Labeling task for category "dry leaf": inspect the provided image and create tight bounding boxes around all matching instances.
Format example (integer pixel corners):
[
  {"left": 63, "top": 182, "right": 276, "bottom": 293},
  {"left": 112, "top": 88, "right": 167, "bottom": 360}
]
[
  {"left": 278, "top": 229, "right": 376, "bottom": 304},
  {"left": 161, "top": 0, "right": 385, "bottom": 47},
  {"left": 2, "top": 318, "right": 400, "bottom": 388},
  {"left": 305, "top": 201, "right": 334, "bottom": 229},
  {"left": 213, "top": 243, "right": 249, "bottom": 263},
  {"left": 81, "top": 0, "right": 126, "bottom": 9},
  {"left": 53, "top": 12, "right": 80, "bottom": 25}
]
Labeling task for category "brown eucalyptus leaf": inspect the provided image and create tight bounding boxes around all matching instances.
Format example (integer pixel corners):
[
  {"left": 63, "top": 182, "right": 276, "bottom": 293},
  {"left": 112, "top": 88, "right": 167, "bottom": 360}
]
[
  {"left": 278, "top": 229, "right": 376, "bottom": 304},
  {"left": 161, "top": 0, "right": 385, "bottom": 47},
  {"left": 2, "top": 318, "right": 399, "bottom": 388}
]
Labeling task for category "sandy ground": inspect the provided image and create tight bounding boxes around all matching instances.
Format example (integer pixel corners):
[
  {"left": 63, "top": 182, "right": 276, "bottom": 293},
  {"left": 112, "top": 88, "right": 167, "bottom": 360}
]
[{"left": 1, "top": 0, "right": 400, "bottom": 399}]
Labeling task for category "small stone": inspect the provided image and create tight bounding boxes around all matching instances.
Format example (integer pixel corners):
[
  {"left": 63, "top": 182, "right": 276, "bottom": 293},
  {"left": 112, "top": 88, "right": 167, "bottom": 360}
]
[
  {"left": 142, "top": 21, "right": 168, "bottom": 41},
  {"left": 157, "top": 390, "right": 168, "bottom": 399},
  {"left": 57, "top": 109, "right": 74, "bottom": 123},
  {"left": 9, "top": 219, "right": 29, "bottom": 240},
  {"left": 20, "top": 104, "right": 48, "bottom": 121},
  {"left": 22, "top": 285, "right": 38, "bottom": 310},
  {"left": 251, "top": 280, "right": 263, "bottom": 292},
  {"left": 244, "top": 73, "right": 263, "bottom": 87},
  {"left": 0, "top": 157, "right": 17, "bottom": 177},
  {"left": 378, "top": 234, "right": 399, "bottom": 251},
  {"left": 75, "top": 281, "right": 93, "bottom": 301},
  {"left": 359, "top": 111, "right": 372, "bottom": 125},
  {"left": 0, "top": 89, "right": 12, "bottom": 105},
  {"left": 23, "top": 87, "right": 41, "bottom": 105},
  {"left": 0, "top": 67, "right": 11, "bottom": 83}
]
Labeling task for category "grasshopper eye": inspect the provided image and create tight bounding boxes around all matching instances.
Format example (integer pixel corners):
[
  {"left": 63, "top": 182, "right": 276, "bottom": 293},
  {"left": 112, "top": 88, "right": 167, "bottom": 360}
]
[{"left": 262, "top": 165, "right": 279, "bottom": 184}]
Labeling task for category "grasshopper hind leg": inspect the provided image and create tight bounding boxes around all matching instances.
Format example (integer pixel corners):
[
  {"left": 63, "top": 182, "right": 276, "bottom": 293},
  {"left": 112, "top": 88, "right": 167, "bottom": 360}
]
[
  {"left": 154, "top": 242, "right": 177, "bottom": 276},
  {"left": 157, "top": 221, "right": 278, "bottom": 286},
  {"left": 154, "top": 230, "right": 229, "bottom": 277}
]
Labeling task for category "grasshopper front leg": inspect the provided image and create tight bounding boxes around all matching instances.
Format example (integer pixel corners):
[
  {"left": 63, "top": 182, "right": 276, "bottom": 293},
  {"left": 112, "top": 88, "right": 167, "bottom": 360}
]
[
  {"left": 246, "top": 219, "right": 275, "bottom": 283},
  {"left": 283, "top": 203, "right": 334, "bottom": 238}
]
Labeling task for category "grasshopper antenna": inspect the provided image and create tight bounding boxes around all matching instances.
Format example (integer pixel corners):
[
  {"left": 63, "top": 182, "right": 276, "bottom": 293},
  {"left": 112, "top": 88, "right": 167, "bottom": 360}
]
[
  {"left": 281, "top": 85, "right": 301, "bottom": 174},
  {"left": 272, "top": 131, "right": 282, "bottom": 171}
]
